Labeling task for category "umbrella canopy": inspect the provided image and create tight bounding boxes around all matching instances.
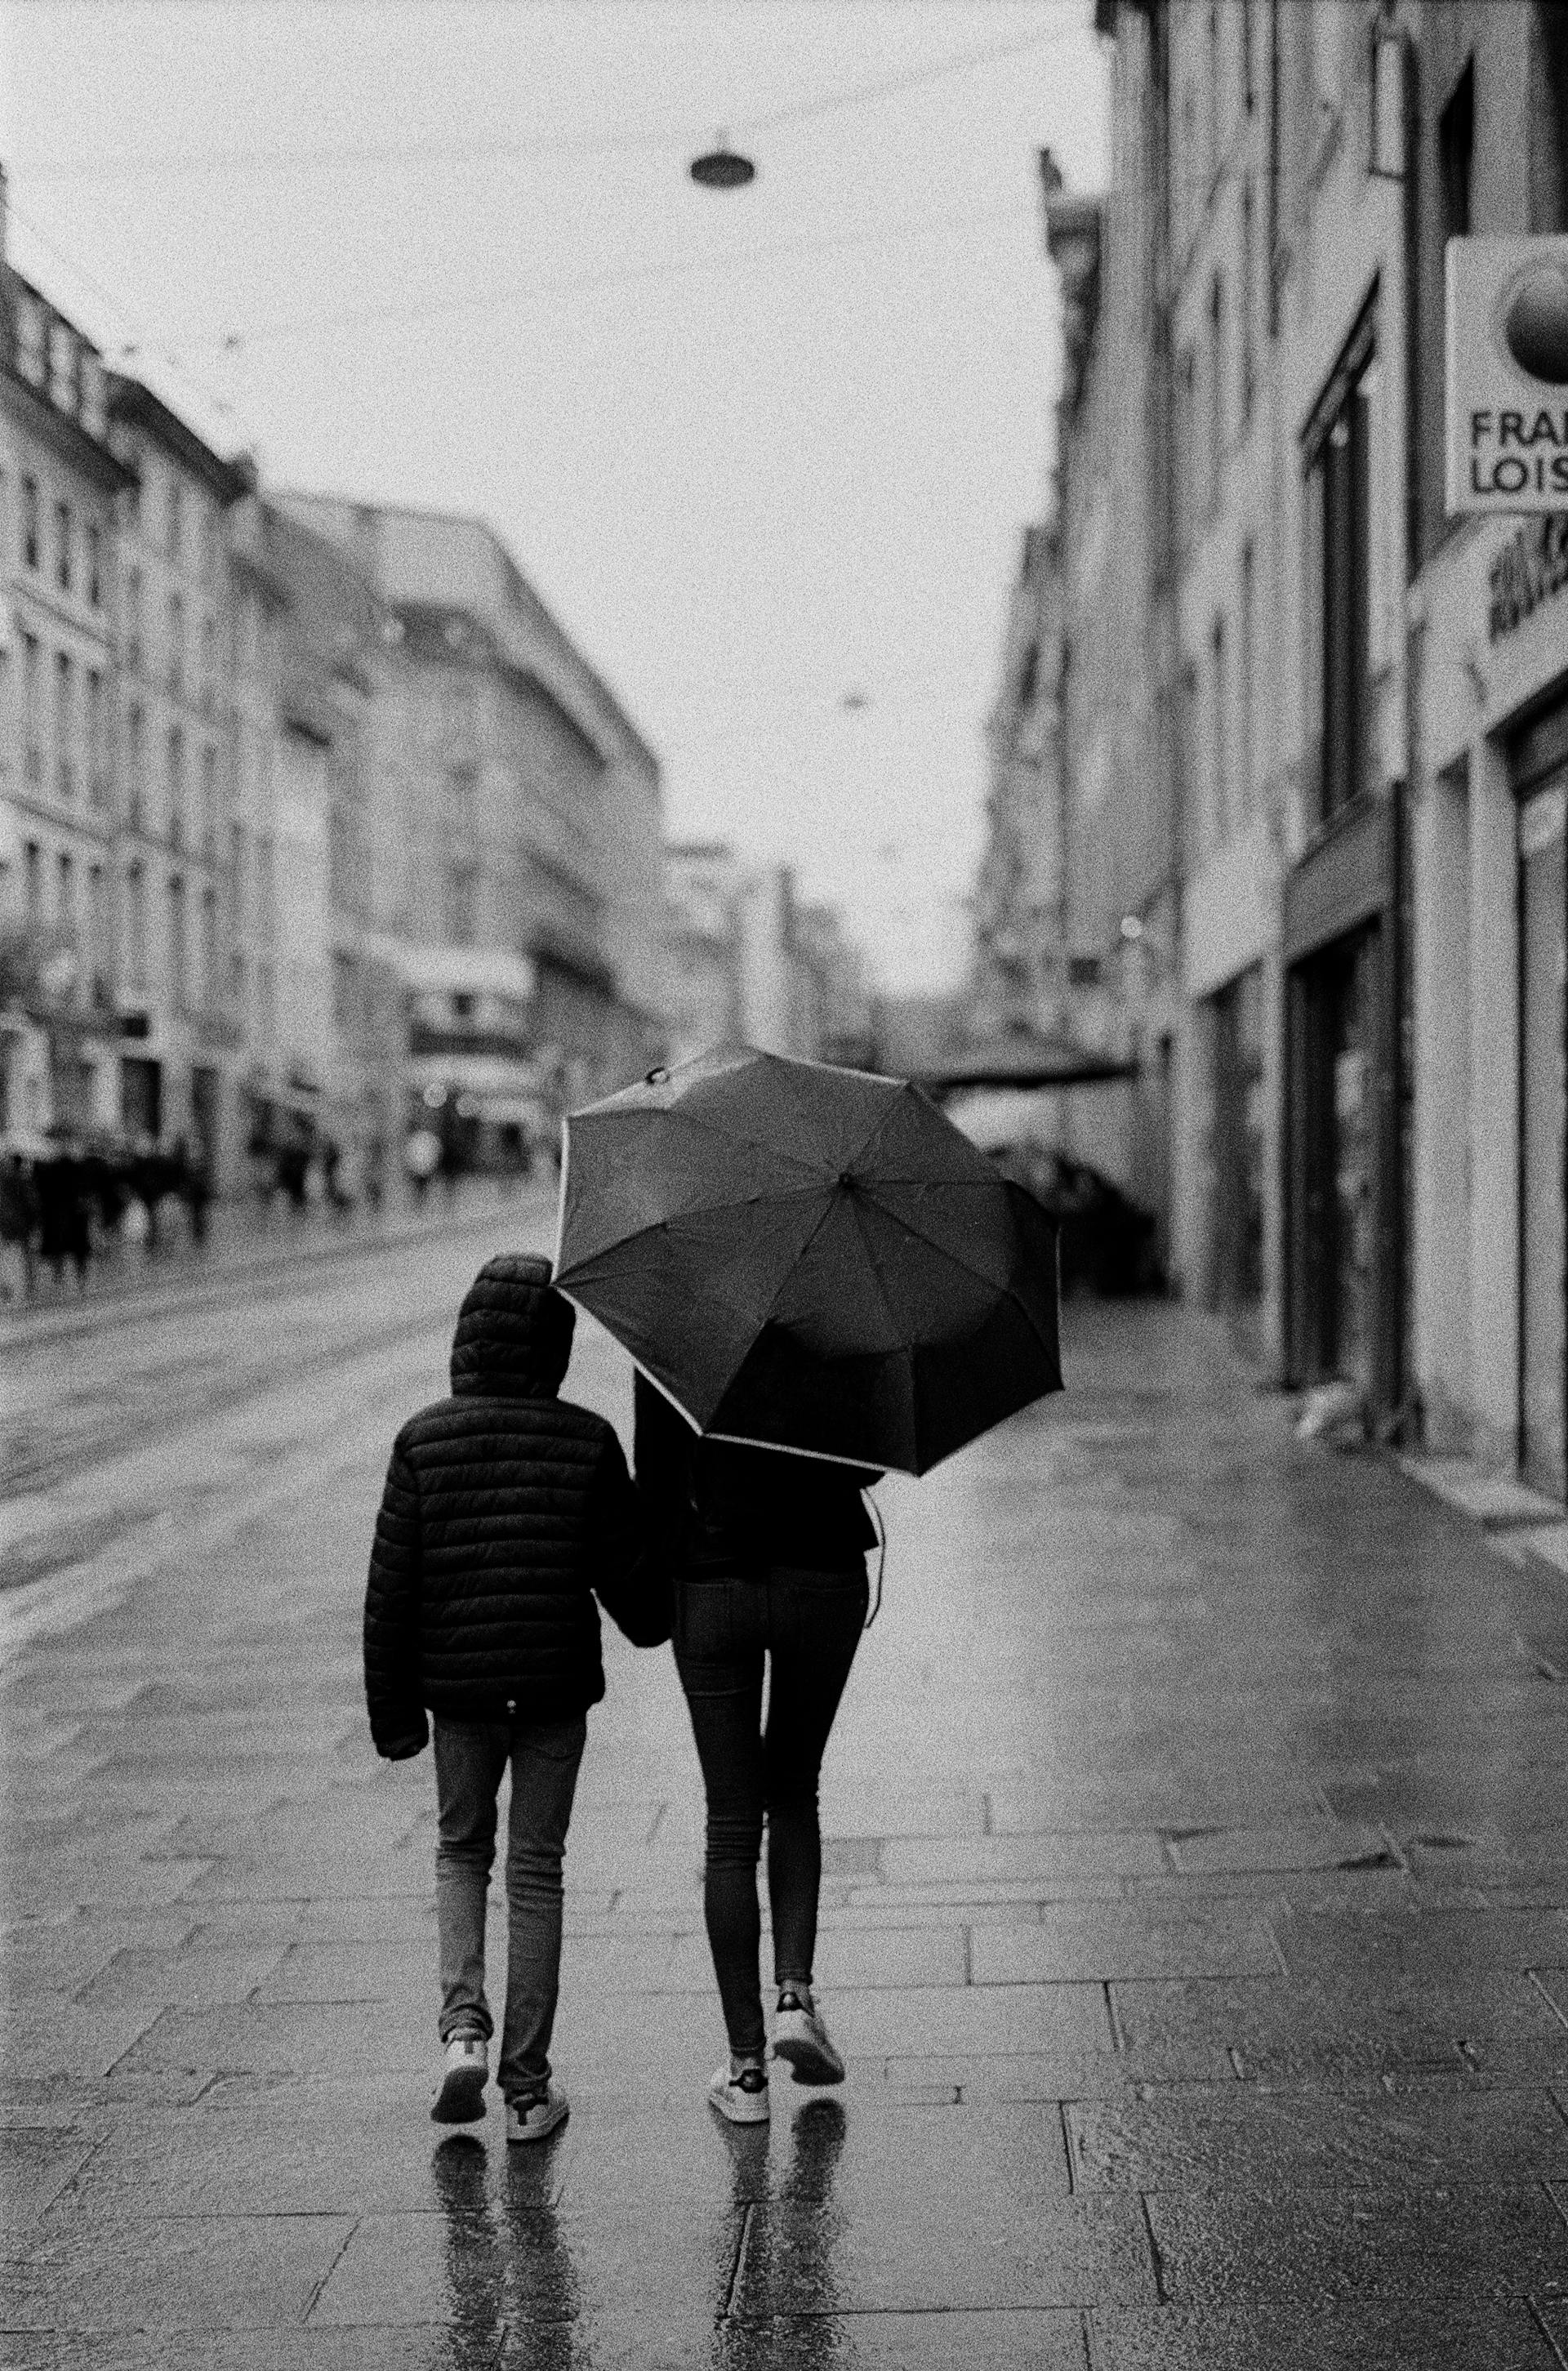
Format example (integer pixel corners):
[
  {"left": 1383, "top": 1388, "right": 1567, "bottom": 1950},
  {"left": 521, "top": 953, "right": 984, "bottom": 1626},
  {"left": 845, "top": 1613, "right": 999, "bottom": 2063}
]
[{"left": 552, "top": 1045, "right": 1062, "bottom": 1477}]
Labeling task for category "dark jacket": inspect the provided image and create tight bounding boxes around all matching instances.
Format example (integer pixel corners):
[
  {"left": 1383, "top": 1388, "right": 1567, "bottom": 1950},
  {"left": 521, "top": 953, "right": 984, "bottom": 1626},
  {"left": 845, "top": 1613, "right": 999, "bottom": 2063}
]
[
  {"left": 633, "top": 1370, "right": 878, "bottom": 1579},
  {"left": 363, "top": 1255, "right": 670, "bottom": 1758}
]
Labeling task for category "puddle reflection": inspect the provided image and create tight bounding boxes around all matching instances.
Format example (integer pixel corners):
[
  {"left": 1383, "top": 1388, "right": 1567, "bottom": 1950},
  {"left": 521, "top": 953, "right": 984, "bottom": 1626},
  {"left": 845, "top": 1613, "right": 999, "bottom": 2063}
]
[{"left": 431, "top": 2126, "right": 581, "bottom": 2369}]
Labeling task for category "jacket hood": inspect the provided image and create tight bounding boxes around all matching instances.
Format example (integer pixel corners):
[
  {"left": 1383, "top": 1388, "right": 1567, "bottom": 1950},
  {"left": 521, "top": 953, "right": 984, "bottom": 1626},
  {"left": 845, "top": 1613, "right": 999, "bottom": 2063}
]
[{"left": 449, "top": 1255, "right": 575, "bottom": 1397}]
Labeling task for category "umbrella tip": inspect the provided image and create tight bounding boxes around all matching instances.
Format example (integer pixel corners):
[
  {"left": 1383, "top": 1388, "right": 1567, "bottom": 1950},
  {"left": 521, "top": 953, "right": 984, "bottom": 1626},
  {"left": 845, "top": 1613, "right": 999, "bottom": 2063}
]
[{"left": 644, "top": 1065, "right": 670, "bottom": 1086}]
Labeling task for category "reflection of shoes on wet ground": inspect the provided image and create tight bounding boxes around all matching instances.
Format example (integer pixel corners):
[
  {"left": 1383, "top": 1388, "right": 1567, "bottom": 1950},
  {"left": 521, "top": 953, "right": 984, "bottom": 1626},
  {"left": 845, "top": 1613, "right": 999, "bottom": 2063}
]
[
  {"left": 708, "top": 2061, "right": 770, "bottom": 2124},
  {"left": 771, "top": 1989, "right": 844, "bottom": 2085},
  {"left": 506, "top": 2083, "right": 569, "bottom": 2143},
  {"left": 431, "top": 2033, "right": 488, "bottom": 2123}
]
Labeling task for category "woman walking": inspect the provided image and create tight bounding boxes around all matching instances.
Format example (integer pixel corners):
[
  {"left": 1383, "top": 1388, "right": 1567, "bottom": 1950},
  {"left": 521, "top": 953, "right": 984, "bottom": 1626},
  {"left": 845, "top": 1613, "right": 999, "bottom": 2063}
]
[{"left": 634, "top": 1372, "right": 879, "bottom": 2124}]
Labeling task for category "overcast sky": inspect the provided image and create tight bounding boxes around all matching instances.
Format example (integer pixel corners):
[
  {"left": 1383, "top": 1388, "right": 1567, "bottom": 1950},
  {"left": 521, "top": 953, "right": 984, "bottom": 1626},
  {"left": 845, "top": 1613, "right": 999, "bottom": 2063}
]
[{"left": 2, "top": 0, "right": 1108, "bottom": 995}]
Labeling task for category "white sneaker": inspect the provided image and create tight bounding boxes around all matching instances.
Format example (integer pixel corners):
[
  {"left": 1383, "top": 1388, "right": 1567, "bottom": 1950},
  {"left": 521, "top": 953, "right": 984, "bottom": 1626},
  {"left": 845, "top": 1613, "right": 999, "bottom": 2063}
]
[
  {"left": 708, "top": 2061, "right": 770, "bottom": 2124},
  {"left": 431, "top": 2033, "right": 488, "bottom": 2124},
  {"left": 506, "top": 2083, "right": 569, "bottom": 2144},
  {"left": 771, "top": 1988, "right": 844, "bottom": 2085}
]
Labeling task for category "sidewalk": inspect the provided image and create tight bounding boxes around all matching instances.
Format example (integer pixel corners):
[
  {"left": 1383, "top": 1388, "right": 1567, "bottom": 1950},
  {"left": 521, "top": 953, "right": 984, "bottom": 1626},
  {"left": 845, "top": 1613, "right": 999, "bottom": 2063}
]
[
  {"left": 1, "top": 1172, "right": 553, "bottom": 1344},
  {"left": 2, "top": 1295, "right": 1567, "bottom": 2367}
]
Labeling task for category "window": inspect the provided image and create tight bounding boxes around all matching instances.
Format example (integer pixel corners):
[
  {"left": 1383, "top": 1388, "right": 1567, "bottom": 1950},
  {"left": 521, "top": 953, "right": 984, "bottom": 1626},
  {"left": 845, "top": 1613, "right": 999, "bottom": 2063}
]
[
  {"left": 22, "top": 635, "right": 42, "bottom": 782},
  {"left": 1206, "top": 2, "right": 1221, "bottom": 177},
  {"left": 87, "top": 862, "right": 109, "bottom": 998},
  {"left": 1176, "top": 349, "right": 1198, "bottom": 554},
  {"left": 87, "top": 669, "right": 105, "bottom": 805},
  {"left": 16, "top": 295, "right": 45, "bottom": 387},
  {"left": 1239, "top": 539, "right": 1256, "bottom": 823},
  {"left": 1306, "top": 319, "right": 1378, "bottom": 822},
  {"left": 56, "top": 849, "right": 74, "bottom": 926},
  {"left": 201, "top": 744, "right": 218, "bottom": 850},
  {"left": 1178, "top": 660, "right": 1200, "bottom": 865},
  {"left": 1240, "top": 180, "right": 1255, "bottom": 426},
  {"left": 126, "top": 568, "right": 142, "bottom": 673},
  {"left": 54, "top": 501, "right": 72, "bottom": 592},
  {"left": 24, "top": 840, "right": 42, "bottom": 921},
  {"left": 1210, "top": 615, "right": 1229, "bottom": 847},
  {"left": 22, "top": 475, "right": 39, "bottom": 570},
  {"left": 255, "top": 834, "right": 274, "bottom": 934},
  {"left": 200, "top": 615, "right": 216, "bottom": 712},
  {"left": 127, "top": 702, "right": 145, "bottom": 828},
  {"left": 48, "top": 323, "right": 76, "bottom": 414},
  {"left": 230, "top": 821, "right": 247, "bottom": 917},
  {"left": 1438, "top": 59, "right": 1474, "bottom": 244},
  {"left": 168, "top": 873, "right": 187, "bottom": 1009},
  {"left": 167, "top": 475, "right": 182, "bottom": 563},
  {"left": 54, "top": 652, "right": 74, "bottom": 798},
  {"left": 201, "top": 887, "right": 218, "bottom": 1010},
  {"left": 126, "top": 859, "right": 147, "bottom": 989},
  {"left": 167, "top": 726, "right": 185, "bottom": 843},
  {"left": 1241, "top": 0, "right": 1254, "bottom": 114},
  {"left": 87, "top": 524, "right": 103, "bottom": 608},
  {"left": 1533, "top": 2, "right": 1568, "bottom": 231},
  {"left": 167, "top": 593, "right": 184, "bottom": 696},
  {"left": 1208, "top": 272, "right": 1227, "bottom": 500}
]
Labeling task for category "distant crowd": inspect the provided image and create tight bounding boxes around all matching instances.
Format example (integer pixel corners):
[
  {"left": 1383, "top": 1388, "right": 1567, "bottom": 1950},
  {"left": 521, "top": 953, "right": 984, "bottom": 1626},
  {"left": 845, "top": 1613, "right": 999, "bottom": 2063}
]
[{"left": 0, "top": 1136, "right": 218, "bottom": 1304}]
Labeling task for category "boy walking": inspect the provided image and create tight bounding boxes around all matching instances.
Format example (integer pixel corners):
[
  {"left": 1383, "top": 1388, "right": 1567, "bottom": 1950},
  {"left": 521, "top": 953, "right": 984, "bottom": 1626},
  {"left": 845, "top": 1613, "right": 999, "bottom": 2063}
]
[{"left": 364, "top": 1254, "right": 669, "bottom": 2141}]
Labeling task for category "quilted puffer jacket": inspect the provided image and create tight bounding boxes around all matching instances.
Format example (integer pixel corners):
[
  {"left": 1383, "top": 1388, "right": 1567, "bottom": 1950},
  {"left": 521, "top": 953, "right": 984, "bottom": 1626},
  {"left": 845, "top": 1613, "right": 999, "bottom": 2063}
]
[{"left": 363, "top": 1253, "right": 670, "bottom": 1758}]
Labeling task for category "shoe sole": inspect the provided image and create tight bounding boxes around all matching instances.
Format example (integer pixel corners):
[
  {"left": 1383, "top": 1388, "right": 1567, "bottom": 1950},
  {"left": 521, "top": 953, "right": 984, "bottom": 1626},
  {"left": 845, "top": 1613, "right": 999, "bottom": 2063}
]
[
  {"left": 708, "top": 2084, "right": 770, "bottom": 2124},
  {"left": 771, "top": 2027, "right": 844, "bottom": 2086},
  {"left": 507, "top": 2101, "right": 569, "bottom": 2144},
  {"left": 431, "top": 2064, "right": 488, "bottom": 2124}
]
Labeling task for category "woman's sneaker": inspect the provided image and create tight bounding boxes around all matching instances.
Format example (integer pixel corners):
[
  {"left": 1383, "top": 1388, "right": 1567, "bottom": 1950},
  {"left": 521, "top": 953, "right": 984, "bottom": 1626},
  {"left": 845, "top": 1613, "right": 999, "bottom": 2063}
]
[
  {"left": 431, "top": 2034, "right": 488, "bottom": 2124},
  {"left": 708, "top": 2061, "right": 770, "bottom": 2124},
  {"left": 506, "top": 2083, "right": 569, "bottom": 2144},
  {"left": 771, "top": 1988, "right": 844, "bottom": 2085}
]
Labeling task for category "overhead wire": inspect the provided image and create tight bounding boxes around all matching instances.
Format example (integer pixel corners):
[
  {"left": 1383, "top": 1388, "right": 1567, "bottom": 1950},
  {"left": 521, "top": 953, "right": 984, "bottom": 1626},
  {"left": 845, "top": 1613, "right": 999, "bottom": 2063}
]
[{"left": 10, "top": 18, "right": 1076, "bottom": 179}]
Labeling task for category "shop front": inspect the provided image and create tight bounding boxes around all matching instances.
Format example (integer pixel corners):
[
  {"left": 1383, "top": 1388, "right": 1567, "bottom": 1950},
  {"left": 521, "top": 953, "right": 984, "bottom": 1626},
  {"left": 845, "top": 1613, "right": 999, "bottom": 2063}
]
[
  {"left": 1513, "top": 695, "right": 1568, "bottom": 1498},
  {"left": 1283, "top": 794, "right": 1402, "bottom": 1412}
]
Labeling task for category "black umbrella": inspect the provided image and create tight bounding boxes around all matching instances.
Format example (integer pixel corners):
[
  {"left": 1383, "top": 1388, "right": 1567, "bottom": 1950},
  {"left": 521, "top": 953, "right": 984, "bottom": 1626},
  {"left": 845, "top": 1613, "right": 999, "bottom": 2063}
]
[{"left": 552, "top": 1046, "right": 1061, "bottom": 1476}]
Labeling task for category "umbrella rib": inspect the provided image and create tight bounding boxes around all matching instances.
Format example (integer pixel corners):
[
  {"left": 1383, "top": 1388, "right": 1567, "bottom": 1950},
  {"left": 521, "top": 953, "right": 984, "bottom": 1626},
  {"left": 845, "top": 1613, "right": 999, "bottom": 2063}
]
[
  {"left": 595, "top": 1103, "right": 831, "bottom": 1183},
  {"left": 556, "top": 1184, "right": 830, "bottom": 1270},
  {"left": 849, "top": 1183, "right": 1061, "bottom": 1365}
]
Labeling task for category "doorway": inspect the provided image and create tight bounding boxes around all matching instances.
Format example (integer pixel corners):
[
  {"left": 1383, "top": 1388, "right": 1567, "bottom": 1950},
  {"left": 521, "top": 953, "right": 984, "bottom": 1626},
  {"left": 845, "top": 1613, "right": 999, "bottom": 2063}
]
[{"left": 1519, "top": 773, "right": 1566, "bottom": 1497}]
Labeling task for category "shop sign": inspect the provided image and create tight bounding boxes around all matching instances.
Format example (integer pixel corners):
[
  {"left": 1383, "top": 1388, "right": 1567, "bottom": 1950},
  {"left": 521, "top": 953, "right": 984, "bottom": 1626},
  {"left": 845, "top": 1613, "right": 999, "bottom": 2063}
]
[
  {"left": 1489, "top": 512, "right": 1568, "bottom": 642},
  {"left": 1446, "top": 236, "right": 1568, "bottom": 513}
]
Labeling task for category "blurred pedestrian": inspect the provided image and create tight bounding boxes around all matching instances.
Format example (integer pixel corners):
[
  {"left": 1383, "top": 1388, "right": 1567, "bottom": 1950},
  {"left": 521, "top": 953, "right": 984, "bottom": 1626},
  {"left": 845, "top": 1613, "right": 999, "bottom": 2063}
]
[
  {"left": 176, "top": 1134, "right": 213, "bottom": 1247},
  {"left": 0, "top": 1152, "right": 39, "bottom": 1304},
  {"left": 363, "top": 1255, "right": 670, "bottom": 2142},
  {"left": 403, "top": 1125, "right": 440, "bottom": 1207},
  {"left": 634, "top": 1373, "right": 880, "bottom": 2124},
  {"left": 35, "top": 1140, "right": 93, "bottom": 1294}
]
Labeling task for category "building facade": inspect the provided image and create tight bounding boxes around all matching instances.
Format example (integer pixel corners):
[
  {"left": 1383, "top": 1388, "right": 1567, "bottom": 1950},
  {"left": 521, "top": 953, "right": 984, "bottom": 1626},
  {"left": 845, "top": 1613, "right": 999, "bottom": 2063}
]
[
  {"left": 0, "top": 256, "right": 133, "bottom": 1146},
  {"left": 281, "top": 498, "right": 666, "bottom": 1126},
  {"left": 105, "top": 377, "right": 247, "bottom": 1172},
  {"left": 663, "top": 842, "right": 869, "bottom": 1069},
  {"left": 979, "top": 0, "right": 1566, "bottom": 1489}
]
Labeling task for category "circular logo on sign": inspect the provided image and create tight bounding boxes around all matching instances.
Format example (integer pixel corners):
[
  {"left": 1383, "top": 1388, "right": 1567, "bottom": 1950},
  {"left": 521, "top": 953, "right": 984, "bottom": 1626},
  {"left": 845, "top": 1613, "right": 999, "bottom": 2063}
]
[{"left": 1499, "top": 261, "right": 1568, "bottom": 384}]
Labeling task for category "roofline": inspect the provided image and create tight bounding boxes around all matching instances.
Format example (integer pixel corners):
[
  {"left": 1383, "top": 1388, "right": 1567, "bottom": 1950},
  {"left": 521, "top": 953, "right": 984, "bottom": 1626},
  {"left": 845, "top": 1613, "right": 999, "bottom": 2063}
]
[
  {"left": 274, "top": 486, "right": 662, "bottom": 777},
  {"left": 106, "top": 375, "right": 249, "bottom": 505}
]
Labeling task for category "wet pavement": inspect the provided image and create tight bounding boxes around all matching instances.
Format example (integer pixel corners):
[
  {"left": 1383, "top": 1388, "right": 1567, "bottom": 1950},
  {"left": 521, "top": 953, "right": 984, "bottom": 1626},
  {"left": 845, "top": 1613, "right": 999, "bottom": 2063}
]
[{"left": 4, "top": 1225, "right": 1568, "bottom": 2367}]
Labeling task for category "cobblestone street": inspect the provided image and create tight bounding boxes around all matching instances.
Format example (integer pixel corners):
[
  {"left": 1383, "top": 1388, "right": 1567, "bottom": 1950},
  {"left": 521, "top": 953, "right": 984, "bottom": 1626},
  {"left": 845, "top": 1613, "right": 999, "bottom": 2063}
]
[{"left": 4, "top": 1216, "right": 1568, "bottom": 2367}]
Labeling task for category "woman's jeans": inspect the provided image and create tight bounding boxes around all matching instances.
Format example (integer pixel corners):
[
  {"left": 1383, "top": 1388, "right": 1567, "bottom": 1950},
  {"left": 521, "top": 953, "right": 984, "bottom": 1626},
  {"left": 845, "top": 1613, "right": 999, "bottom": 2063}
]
[
  {"left": 673, "top": 1566, "right": 868, "bottom": 2058},
  {"left": 432, "top": 1713, "right": 586, "bottom": 2103}
]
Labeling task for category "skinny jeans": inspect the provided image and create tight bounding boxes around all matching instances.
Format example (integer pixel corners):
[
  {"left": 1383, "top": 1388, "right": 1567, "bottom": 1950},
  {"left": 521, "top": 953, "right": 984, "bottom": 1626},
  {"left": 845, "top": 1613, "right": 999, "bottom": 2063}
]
[
  {"left": 672, "top": 1565, "right": 868, "bottom": 2058},
  {"left": 432, "top": 1712, "right": 586, "bottom": 2103}
]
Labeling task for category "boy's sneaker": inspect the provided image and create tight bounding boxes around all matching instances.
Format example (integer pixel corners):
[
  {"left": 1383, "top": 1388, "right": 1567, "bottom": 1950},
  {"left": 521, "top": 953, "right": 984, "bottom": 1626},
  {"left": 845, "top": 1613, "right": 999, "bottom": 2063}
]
[
  {"left": 708, "top": 2061, "right": 770, "bottom": 2124},
  {"left": 506, "top": 2083, "right": 569, "bottom": 2144},
  {"left": 771, "top": 1988, "right": 844, "bottom": 2085},
  {"left": 431, "top": 2034, "right": 488, "bottom": 2124}
]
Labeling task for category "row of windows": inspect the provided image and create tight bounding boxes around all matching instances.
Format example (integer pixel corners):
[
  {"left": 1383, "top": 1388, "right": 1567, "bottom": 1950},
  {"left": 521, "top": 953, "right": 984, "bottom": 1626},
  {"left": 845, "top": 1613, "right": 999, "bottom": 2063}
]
[
  {"left": 11, "top": 635, "right": 111, "bottom": 806},
  {"left": 19, "top": 476, "right": 105, "bottom": 608},
  {"left": 1183, "top": 539, "right": 1259, "bottom": 863},
  {"left": 118, "top": 443, "right": 223, "bottom": 582},
  {"left": 17, "top": 833, "right": 234, "bottom": 1014}
]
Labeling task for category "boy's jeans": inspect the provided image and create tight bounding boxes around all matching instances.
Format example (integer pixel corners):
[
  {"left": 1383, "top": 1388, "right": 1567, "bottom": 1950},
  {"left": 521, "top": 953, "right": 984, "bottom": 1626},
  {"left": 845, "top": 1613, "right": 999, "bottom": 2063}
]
[{"left": 432, "top": 1713, "right": 586, "bottom": 2103}]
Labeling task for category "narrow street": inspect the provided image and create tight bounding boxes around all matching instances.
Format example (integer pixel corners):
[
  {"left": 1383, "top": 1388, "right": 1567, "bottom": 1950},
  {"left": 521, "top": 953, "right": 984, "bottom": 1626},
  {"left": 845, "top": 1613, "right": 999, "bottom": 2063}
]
[{"left": 4, "top": 1240, "right": 1568, "bottom": 2367}]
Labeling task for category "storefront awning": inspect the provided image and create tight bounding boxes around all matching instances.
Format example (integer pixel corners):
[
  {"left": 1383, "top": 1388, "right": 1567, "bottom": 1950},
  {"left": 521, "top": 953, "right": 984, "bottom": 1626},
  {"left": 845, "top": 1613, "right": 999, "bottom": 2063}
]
[{"left": 918, "top": 1036, "right": 1137, "bottom": 1093}]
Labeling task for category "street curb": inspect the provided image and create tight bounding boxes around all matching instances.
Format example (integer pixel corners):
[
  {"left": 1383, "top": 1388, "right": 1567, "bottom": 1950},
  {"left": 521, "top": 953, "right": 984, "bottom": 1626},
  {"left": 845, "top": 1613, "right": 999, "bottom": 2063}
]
[
  {"left": 1, "top": 1183, "right": 556, "bottom": 1348},
  {"left": 1396, "top": 1450, "right": 1568, "bottom": 1597}
]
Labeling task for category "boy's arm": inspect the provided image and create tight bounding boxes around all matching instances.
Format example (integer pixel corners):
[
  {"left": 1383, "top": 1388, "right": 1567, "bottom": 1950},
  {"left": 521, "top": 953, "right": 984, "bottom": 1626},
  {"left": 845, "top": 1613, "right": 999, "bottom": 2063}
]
[
  {"left": 363, "top": 1438, "right": 430, "bottom": 1758},
  {"left": 590, "top": 1425, "right": 673, "bottom": 1648}
]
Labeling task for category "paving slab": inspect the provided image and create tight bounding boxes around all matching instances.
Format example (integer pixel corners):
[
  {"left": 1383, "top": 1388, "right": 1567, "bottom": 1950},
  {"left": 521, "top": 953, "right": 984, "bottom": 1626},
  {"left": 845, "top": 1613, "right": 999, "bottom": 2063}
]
[
  {"left": 719, "top": 2310, "right": 1090, "bottom": 2366},
  {"left": 1089, "top": 2299, "right": 1563, "bottom": 2369},
  {"left": 971, "top": 1902, "right": 1282, "bottom": 1983},
  {"left": 5, "top": 2208, "right": 356, "bottom": 2331}
]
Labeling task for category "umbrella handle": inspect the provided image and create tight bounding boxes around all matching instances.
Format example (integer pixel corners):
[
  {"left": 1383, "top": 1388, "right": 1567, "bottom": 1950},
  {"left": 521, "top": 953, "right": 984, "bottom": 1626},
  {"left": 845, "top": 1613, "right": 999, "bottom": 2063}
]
[{"left": 862, "top": 1491, "right": 886, "bottom": 1629}]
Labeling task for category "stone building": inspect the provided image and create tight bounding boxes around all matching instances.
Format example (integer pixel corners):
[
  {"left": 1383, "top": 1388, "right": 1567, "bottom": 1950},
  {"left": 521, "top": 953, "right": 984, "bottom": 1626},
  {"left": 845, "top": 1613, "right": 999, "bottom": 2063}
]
[
  {"left": 281, "top": 498, "right": 666, "bottom": 1125},
  {"left": 1404, "top": 0, "right": 1568, "bottom": 1488},
  {"left": 0, "top": 242, "right": 132, "bottom": 1144},
  {"left": 662, "top": 842, "right": 868, "bottom": 1069},
  {"left": 105, "top": 376, "right": 247, "bottom": 1170},
  {"left": 969, "top": 520, "right": 1066, "bottom": 1048}
]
